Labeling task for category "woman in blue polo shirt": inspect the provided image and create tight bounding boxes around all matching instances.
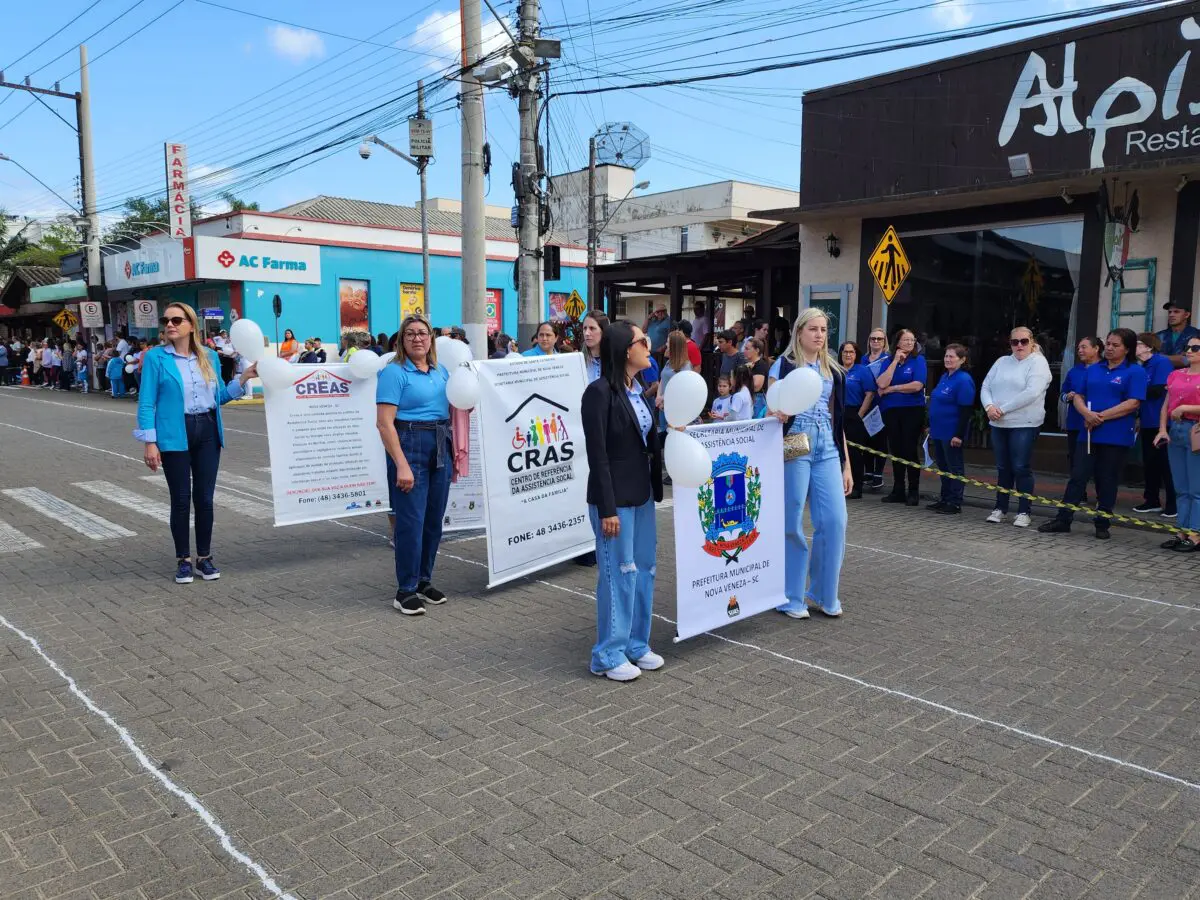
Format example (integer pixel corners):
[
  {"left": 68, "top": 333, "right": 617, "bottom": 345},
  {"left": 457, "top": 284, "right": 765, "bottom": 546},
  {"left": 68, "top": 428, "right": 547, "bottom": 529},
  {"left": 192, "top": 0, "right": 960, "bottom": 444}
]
[
  {"left": 376, "top": 314, "right": 453, "bottom": 615},
  {"left": 1039, "top": 328, "right": 1147, "bottom": 540},
  {"left": 1060, "top": 336, "right": 1101, "bottom": 480},
  {"left": 838, "top": 341, "right": 876, "bottom": 499},
  {"left": 862, "top": 328, "right": 890, "bottom": 488},
  {"left": 926, "top": 344, "right": 975, "bottom": 515},
  {"left": 875, "top": 329, "right": 927, "bottom": 506},
  {"left": 135, "top": 303, "right": 256, "bottom": 584},
  {"left": 1135, "top": 332, "right": 1176, "bottom": 517},
  {"left": 522, "top": 321, "right": 559, "bottom": 356}
]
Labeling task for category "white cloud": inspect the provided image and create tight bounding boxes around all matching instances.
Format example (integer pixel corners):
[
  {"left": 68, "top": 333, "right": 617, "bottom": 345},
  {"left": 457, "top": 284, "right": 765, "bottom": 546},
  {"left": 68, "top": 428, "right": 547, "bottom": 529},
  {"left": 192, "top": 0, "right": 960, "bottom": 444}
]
[
  {"left": 409, "top": 9, "right": 510, "bottom": 72},
  {"left": 266, "top": 24, "right": 326, "bottom": 63},
  {"left": 931, "top": 0, "right": 973, "bottom": 28}
]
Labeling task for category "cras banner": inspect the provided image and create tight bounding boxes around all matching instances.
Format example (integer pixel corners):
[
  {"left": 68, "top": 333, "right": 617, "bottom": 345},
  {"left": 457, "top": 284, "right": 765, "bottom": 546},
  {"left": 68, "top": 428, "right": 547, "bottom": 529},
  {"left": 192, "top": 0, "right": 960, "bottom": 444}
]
[
  {"left": 673, "top": 418, "right": 786, "bottom": 640},
  {"left": 475, "top": 354, "right": 592, "bottom": 587}
]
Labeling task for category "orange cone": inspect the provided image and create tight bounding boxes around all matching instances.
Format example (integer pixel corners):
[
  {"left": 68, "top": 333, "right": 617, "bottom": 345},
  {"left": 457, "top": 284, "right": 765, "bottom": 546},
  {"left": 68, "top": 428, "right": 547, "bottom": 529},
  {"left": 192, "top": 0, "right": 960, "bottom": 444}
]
[{"left": 20, "top": 368, "right": 30, "bottom": 386}]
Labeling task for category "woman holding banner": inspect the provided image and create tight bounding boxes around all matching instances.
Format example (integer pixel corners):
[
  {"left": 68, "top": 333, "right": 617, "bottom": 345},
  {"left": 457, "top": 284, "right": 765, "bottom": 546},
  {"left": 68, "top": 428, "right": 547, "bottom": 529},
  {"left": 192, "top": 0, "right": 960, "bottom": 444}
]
[
  {"left": 135, "top": 303, "right": 257, "bottom": 584},
  {"left": 582, "top": 321, "right": 664, "bottom": 682},
  {"left": 767, "top": 309, "right": 851, "bottom": 619},
  {"left": 376, "top": 314, "right": 453, "bottom": 616}
]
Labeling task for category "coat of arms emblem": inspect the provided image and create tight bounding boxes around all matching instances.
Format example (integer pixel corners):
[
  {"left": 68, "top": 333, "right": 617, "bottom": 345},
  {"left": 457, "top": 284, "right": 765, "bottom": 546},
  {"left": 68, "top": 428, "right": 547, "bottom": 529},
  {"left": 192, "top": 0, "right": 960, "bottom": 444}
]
[{"left": 697, "top": 452, "right": 762, "bottom": 564}]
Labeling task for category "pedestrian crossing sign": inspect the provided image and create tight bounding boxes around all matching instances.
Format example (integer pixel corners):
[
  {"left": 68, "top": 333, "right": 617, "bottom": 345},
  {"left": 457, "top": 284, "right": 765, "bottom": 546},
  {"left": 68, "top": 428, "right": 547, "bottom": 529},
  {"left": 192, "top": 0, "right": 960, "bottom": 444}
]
[
  {"left": 869, "top": 226, "right": 910, "bottom": 304},
  {"left": 53, "top": 309, "right": 79, "bottom": 331},
  {"left": 564, "top": 290, "right": 586, "bottom": 320}
]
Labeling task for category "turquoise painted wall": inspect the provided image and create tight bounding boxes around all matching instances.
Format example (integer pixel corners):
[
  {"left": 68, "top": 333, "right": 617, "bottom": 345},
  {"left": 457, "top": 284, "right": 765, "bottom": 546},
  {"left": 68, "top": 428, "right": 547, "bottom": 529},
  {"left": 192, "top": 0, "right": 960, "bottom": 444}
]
[{"left": 240, "top": 246, "right": 588, "bottom": 346}]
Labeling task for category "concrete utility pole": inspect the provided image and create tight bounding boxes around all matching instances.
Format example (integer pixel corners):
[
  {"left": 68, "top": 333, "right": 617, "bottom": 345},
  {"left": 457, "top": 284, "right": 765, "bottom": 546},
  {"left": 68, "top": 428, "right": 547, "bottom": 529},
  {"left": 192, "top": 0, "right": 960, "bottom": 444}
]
[
  {"left": 77, "top": 45, "right": 100, "bottom": 291},
  {"left": 587, "top": 135, "right": 597, "bottom": 313},
  {"left": 460, "top": 0, "right": 488, "bottom": 357},
  {"left": 516, "top": 0, "right": 542, "bottom": 346},
  {"left": 416, "top": 80, "right": 430, "bottom": 306}
]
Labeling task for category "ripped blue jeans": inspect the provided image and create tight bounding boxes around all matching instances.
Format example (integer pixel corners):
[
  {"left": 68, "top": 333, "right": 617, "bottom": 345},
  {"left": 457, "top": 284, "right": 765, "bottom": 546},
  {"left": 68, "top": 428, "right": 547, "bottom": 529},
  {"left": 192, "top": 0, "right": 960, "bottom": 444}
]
[{"left": 588, "top": 499, "right": 657, "bottom": 673}]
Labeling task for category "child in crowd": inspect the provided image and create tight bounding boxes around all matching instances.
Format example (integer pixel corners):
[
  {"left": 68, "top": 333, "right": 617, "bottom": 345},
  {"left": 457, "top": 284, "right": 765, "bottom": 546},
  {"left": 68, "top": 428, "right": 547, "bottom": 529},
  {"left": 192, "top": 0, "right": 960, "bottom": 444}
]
[
  {"left": 74, "top": 344, "right": 89, "bottom": 392},
  {"left": 728, "top": 364, "right": 755, "bottom": 422},
  {"left": 709, "top": 374, "right": 733, "bottom": 420},
  {"left": 105, "top": 350, "right": 126, "bottom": 398}
]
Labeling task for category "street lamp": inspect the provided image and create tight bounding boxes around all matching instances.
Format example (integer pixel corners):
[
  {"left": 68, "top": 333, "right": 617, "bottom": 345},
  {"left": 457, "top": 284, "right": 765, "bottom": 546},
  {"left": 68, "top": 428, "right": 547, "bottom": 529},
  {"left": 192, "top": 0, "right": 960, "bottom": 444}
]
[
  {"left": 359, "top": 133, "right": 431, "bottom": 315},
  {"left": 588, "top": 179, "right": 649, "bottom": 309}
]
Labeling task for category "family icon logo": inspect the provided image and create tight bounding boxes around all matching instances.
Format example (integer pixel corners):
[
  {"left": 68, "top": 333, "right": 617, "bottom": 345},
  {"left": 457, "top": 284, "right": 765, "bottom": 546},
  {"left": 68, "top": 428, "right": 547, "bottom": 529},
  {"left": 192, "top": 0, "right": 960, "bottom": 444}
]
[
  {"left": 697, "top": 452, "right": 762, "bottom": 564},
  {"left": 503, "top": 393, "right": 575, "bottom": 492},
  {"left": 292, "top": 369, "right": 352, "bottom": 398}
]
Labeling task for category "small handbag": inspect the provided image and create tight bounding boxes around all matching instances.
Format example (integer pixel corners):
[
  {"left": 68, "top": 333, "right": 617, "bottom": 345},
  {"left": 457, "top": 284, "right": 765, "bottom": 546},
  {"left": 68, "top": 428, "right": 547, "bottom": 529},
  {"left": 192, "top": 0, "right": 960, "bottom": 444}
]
[{"left": 783, "top": 432, "right": 811, "bottom": 460}]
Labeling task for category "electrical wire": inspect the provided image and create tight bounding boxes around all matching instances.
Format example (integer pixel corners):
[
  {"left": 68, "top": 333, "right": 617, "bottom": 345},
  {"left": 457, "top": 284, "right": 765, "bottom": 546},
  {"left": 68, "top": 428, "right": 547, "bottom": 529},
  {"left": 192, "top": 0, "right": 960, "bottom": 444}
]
[
  {"left": 30, "top": 0, "right": 154, "bottom": 75},
  {"left": 3, "top": 0, "right": 107, "bottom": 71}
]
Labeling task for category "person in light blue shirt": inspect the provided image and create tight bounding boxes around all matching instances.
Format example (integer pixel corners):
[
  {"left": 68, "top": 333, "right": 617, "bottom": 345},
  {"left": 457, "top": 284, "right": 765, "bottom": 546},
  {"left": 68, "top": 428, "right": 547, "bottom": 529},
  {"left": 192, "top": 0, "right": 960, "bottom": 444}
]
[
  {"left": 925, "top": 344, "right": 976, "bottom": 514},
  {"left": 522, "top": 321, "right": 559, "bottom": 356},
  {"left": 1135, "top": 332, "right": 1177, "bottom": 516},
  {"left": 134, "top": 303, "right": 255, "bottom": 585},
  {"left": 376, "top": 314, "right": 453, "bottom": 616}
]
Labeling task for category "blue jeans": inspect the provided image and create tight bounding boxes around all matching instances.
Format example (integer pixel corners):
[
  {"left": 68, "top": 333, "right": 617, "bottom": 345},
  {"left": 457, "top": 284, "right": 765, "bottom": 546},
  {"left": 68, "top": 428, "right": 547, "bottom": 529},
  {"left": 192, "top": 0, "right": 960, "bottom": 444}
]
[
  {"left": 931, "top": 437, "right": 964, "bottom": 507},
  {"left": 160, "top": 411, "right": 221, "bottom": 559},
  {"left": 779, "top": 418, "right": 847, "bottom": 615},
  {"left": 387, "top": 424, "right": 452, "bottom": 592},
  {"left": 990, "top": 425, "right": 1038, "bottom": 514},
  {"left": 1167, "top": 420, "right": 1200, "bottom": 533},
  {"left": 588, "top": 499, "right": 656, "bottom": 673}
]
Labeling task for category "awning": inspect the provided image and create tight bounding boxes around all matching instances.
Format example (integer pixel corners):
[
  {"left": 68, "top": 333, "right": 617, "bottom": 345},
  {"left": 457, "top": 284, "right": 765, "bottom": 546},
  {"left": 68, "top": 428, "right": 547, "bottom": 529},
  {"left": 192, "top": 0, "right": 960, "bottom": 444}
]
[
  {"left": 0, "top": 302, "right": 67, "bottom": 317},
  {"left": 28, "top": 279, "right": 87, "bottom": 304}
]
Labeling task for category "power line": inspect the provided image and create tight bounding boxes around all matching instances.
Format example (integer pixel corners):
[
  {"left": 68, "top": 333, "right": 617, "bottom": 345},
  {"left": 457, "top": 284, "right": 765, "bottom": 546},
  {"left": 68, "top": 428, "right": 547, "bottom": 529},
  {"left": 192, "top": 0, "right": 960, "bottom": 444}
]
[
  {"left": 30, "top": 0, "right": 153, "bottom": 75},
  {"left": 3, "top": 0, "right": 107, "bottom": 71}
]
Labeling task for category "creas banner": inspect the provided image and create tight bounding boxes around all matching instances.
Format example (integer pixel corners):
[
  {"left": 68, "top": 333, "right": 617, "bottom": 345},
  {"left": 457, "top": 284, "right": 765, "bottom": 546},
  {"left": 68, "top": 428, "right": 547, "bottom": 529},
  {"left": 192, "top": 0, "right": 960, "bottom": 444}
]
[
  {"left": 262, "top": 364, "right": 389, "bottom": 526},
  {"left": 673, "top": 418, "right": 786, "bottom": 640},
  {"left": 476, "top": 353, "right": 592, "bottom": 587}
]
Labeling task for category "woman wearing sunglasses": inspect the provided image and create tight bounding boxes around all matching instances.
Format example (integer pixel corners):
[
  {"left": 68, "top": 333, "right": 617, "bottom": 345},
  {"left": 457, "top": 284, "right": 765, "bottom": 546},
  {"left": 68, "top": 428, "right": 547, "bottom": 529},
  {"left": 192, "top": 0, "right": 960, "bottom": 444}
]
[
  {"left": 979, "top": 326, "right": 1052, "bottom": 528},
  {"left": 135, "top": 304, "right": 258, "bottom": 584},
  {"left": 1154, "top": 339, "right": 1200, "bottom": 552}
]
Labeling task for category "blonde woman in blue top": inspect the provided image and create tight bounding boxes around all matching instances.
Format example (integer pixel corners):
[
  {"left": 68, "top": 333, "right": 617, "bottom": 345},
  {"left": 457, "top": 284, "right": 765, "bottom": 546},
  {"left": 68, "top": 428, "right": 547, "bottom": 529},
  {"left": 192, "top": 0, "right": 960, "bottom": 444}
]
[{"left": 135, "top": 303, "right": 256, "bottom": 584}]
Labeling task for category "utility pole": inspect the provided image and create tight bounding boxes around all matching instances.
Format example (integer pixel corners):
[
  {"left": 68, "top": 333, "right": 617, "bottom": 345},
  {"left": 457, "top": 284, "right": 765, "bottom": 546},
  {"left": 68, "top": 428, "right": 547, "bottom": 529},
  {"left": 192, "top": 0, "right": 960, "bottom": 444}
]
[
  {"left": 460, "top": 0, "right": 488, "bottom": 358},
  {"left": 587, "top": 135, "right": 597, "bottom": 313},
  {"left": 416, "top": 80, "right": 430, "bottom": 306},
  {"left": 77, "top": 45, "right": 100, "bottom": 294},
  {"left": 516, "top": 0, "right": 542, "bottom": 347}
]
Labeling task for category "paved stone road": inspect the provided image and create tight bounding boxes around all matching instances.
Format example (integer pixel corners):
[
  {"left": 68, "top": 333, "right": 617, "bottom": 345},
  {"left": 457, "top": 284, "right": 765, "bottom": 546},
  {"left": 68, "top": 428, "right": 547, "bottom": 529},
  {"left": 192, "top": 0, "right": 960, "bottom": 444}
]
[{"left": 1, "top": 386, "right": 1197, "bottom": 900}]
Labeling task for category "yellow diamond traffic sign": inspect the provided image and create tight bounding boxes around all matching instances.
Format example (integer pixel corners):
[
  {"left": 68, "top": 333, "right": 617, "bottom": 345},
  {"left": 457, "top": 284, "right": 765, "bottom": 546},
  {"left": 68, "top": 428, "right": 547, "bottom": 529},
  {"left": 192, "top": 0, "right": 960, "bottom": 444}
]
[
  {"left": 53, "top": 309, "right": 78, "bottom": 331},
  {"left": 564, "top": 289, "right": 586, "bottom": 320},
  {"left": 868, "top": 226, "right": 910, "bottom": 304}
]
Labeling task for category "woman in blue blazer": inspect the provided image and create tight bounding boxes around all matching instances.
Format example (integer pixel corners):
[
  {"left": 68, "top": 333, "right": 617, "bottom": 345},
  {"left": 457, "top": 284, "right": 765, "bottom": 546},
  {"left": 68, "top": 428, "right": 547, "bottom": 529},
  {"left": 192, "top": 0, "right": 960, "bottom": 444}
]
[{"left": 134, "top": 303, "right": 257, "bottom": 584}]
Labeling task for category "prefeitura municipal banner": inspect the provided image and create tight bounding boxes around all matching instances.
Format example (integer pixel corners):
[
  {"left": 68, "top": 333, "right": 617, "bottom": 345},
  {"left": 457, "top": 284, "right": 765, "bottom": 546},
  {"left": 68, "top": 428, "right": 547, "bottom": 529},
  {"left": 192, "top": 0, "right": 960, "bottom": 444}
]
[
  {"left": 476, "top": 354, "right": 592, "bottom": 587},
  {"left": 263, "top": 364, "right": 389, "bottom": 526},
  {"left": 673, "top": 418, "right": 786, "bottom": 640},
  {"left": 444, "top": 410, "right": 485, "bottom": 531}
]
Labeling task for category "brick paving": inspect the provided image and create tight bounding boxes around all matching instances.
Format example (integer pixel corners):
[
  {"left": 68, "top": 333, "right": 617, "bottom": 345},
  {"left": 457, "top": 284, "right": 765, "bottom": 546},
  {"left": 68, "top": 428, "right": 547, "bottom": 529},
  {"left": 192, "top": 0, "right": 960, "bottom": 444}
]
[{"left": 0, "top": 387, "right": 1197, "bottom": 900}]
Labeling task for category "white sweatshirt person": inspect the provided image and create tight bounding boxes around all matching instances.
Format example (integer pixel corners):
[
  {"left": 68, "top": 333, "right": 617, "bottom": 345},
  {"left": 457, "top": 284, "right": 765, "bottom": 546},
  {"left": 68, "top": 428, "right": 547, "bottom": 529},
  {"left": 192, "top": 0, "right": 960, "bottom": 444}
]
[{"left": 980, "top": 351, "right": 1053, "bottom": 428}]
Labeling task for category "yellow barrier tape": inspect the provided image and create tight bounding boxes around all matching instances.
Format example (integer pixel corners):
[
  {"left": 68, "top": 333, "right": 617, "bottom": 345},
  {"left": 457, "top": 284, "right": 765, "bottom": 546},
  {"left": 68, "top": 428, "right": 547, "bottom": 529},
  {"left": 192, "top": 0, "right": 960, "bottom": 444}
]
[{"left": 845, "top": 439, "right": 1179, "bottom": 533}]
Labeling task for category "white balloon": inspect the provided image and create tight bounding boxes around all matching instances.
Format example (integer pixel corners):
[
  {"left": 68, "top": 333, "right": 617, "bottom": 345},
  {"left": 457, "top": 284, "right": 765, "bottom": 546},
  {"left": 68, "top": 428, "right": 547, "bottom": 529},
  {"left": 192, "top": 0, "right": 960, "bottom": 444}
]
[
  {"left": 124, "top": 364, "right": 135, "bottom": 374},
  {"left": 124, "top": 354, "right": 134, "bottom": 363},
  {"left": 229, "top": 318, "right": 265, "bottom": 363},
  {"left": 436, "top": 335, "right": 471, "bottom": 370},
  {"left": 445, "top": 367, "right": 480, "bottom": 410},
  {"left": 765, "top": 379, "right": 783, "bottom": 413},
  {"left": 256, "top": 356, "right": 294, "bottom": 391},
  {"left": 778, "top": 366, "right": 823, "bottom": 415},
  {"left": 348, "top": 348, "right": 381, "bottom": 380},
  {"left": 664, "top": 369, "right": 708, "bottom": 427},
  {"left": 379, "top": 351, "right": 396, "bottom": 366},
  {"left": 664, "top": 430, "right": 713, "bottom": 488}
]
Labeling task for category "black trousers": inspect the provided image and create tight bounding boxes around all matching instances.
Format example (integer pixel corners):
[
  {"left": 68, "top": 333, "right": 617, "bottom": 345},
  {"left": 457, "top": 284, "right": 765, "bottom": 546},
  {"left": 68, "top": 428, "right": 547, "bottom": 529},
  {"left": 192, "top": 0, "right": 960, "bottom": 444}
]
[
  {"left": 867, "top": 418, "right": 888, "bottom": 477},
  {"left": 844, "top": 409, "right": 869, "bottom": 493},
  {"left": 160, "top": 412, "right": 221, "bottom": 559},
  {"left": 1140, "top": 427, "right": 1176, "bottom": 512},
  {"left": 884, "top": 406, "right": 925, "bottom": 496},
  {"left": 1056, "top": 442, "right": 1125, "bottom": 530}
]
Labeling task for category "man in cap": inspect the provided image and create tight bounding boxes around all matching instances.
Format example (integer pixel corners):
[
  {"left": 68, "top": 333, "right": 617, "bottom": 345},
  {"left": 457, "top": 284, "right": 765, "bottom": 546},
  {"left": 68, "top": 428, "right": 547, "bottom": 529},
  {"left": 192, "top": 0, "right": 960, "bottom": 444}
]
[{"left": 1157, "top": 300, "right": 1200, "bottom": 368}]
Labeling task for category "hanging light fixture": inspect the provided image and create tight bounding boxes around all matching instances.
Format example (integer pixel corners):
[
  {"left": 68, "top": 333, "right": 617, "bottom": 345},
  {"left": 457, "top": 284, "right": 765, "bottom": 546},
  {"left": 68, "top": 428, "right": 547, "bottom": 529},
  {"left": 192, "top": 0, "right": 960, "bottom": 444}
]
[{"left": 825, "top": 233, "right": 841, "bottom": 258}]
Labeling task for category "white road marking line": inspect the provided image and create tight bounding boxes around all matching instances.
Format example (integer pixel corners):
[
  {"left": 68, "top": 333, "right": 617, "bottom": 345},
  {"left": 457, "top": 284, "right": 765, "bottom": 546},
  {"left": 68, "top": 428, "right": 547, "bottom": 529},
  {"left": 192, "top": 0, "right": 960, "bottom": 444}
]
[
  {"left": 657, "top": 498, "right": 674, "bottom": 509},
  {"left": 0, "top": 519, "right": 43, "bottom": 553},
  {"left": 140, "top": 476, "right": 272, "bottom": 521},
  {"left": 848, "top": 543, "right": 1198, "bottom": 612},
  {"left": 74, "top": 481, "right": 172, "bottom": 524},
  {"left": 426, "top": 537, "right": 1200, "bottom": 794},
  {"left": 2, "top": 488, "right": 135, "bottom": 540},
  {"left": 0, "top": 392, "right": 267, "bottom": 436},
  {"left": 217, "top": 472, "right": 272, "bottom": 494},
  {"left": 255, "top": 467, "right": 271, "bottom": 473},
  {"left": 0, "top": 611, "right": 298, "bottom": 899},
  {"left": 0, "top": 421, "right": 144, "bottom": 462}
]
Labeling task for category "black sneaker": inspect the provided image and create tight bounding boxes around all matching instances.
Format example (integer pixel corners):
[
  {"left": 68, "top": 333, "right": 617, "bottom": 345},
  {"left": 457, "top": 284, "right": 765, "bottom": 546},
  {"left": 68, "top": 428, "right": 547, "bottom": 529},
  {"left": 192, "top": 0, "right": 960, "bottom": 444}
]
[
  {"left": 1037, "top": 520, "right": 1071, "bottom": 534},
  {"left": 936, "top": 505, "right": 961, "bottom": 514},
  {"left": 416, "top": 581, "right": 447, "bottom": 605},
  {"left": 1162, "top": 535, "right": 1184, "bottom": 549},
  {"left": 881, "top": 493, "right": 906, "bottom": 504},
  {"left": 926, "top": 500, "right": 946, "bottom": 511},
  {"left": 394, "top": 591, "right": 426, "bottom": 615},
  {"left": 904, "top": 494, "right": 920, "bottom": 507},
  {"left": 1132, "top": 503, "right": 1162, "bottom": 514},
  {"left": 1094, "top": 528, "right": 1111, "bottom": 541},
  {"left": 847, "top": 490, "right": 862, "bottom": 500}
]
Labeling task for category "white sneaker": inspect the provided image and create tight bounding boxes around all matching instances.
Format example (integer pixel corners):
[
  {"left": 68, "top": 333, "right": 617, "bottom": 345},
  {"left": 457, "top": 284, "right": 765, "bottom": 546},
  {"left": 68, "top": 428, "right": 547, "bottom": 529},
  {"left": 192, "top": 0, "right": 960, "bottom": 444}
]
[
  {"left": 1013, "top": 513, "right": 1031, "bottom": 528},
  {"left": 986, "top": 509, "right": 1004, "bottom": 524},
  {"left": 634, "top": 651, "right": 665, "bottom": 671},
  {"left": 593, "top": 661, "right": 641, "bottom": 681}
]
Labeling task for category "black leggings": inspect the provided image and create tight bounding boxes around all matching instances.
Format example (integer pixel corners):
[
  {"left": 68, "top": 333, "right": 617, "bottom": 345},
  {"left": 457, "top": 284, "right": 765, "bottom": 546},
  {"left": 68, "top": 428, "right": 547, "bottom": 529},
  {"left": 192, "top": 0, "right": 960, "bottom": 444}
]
[
  {"left": 884, "top": 406, "right": 925, "bottom": 496},
  {"left": 844, "top": 410, "right": 869, "bottom": 493}
]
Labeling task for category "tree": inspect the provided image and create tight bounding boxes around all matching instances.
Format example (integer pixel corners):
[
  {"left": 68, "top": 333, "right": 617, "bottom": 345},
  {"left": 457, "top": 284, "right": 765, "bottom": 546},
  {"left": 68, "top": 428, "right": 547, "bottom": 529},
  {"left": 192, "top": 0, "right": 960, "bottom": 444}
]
[
  {"left": 221, "top": 192, "right": 259, "bottom": 212},
  {"left": 103, "top": 193, "right": 259, "bottom": 243},
  {"left": 0, "top": 211, "right": 32, "bottom": 285}
]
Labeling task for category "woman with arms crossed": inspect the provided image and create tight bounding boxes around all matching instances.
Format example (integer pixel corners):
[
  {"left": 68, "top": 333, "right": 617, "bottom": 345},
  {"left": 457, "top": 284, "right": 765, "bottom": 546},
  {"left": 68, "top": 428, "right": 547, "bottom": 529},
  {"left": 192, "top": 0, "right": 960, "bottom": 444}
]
[
  {"left": 874, "top": 328, "right": 926, "bottom": 506},
  {"left": 581, "top": 322, "right": 664, "bottom": 682},
  {"left": 136, "top": 303, "right": 256, "bottom": 584}
]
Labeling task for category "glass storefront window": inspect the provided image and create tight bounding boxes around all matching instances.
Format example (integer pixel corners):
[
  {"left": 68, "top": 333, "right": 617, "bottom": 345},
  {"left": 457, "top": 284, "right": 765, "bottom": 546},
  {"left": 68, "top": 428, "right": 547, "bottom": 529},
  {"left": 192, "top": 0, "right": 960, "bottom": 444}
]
[{"left": 883, "top": 218, "right": 1083, "bottom": 438}]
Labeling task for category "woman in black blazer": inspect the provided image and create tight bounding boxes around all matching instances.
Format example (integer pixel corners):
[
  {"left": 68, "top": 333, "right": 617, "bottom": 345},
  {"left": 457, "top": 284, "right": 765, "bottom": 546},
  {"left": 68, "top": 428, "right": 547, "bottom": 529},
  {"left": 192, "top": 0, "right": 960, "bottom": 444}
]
[{"left": 581, "top": 321, "right": 665, "bottom": 682}]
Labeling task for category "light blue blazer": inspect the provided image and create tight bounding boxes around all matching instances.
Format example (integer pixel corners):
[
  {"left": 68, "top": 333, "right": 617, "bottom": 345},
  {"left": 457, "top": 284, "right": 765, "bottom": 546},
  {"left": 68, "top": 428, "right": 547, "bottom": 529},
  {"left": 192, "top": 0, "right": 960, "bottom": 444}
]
[{"left": 135, "top": 346, "right": 239, "bottom": 451}]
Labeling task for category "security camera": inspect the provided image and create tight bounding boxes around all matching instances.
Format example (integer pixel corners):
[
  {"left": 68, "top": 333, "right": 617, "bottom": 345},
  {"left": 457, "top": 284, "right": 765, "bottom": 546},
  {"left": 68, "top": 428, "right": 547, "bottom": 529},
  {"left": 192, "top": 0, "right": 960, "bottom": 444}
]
[{"left": 358, "top": 141, "right": 372, "bottom": 160}]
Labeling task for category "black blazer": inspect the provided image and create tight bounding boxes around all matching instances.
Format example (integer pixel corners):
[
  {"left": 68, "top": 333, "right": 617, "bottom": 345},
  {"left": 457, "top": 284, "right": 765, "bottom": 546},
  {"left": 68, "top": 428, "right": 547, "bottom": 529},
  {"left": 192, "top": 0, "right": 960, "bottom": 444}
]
[
  {"left": 777, "top": 356, "right": 848, "bottom": 465},
  {"left": 581, "top": 377, "right": 664, "bottom": 518}
]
